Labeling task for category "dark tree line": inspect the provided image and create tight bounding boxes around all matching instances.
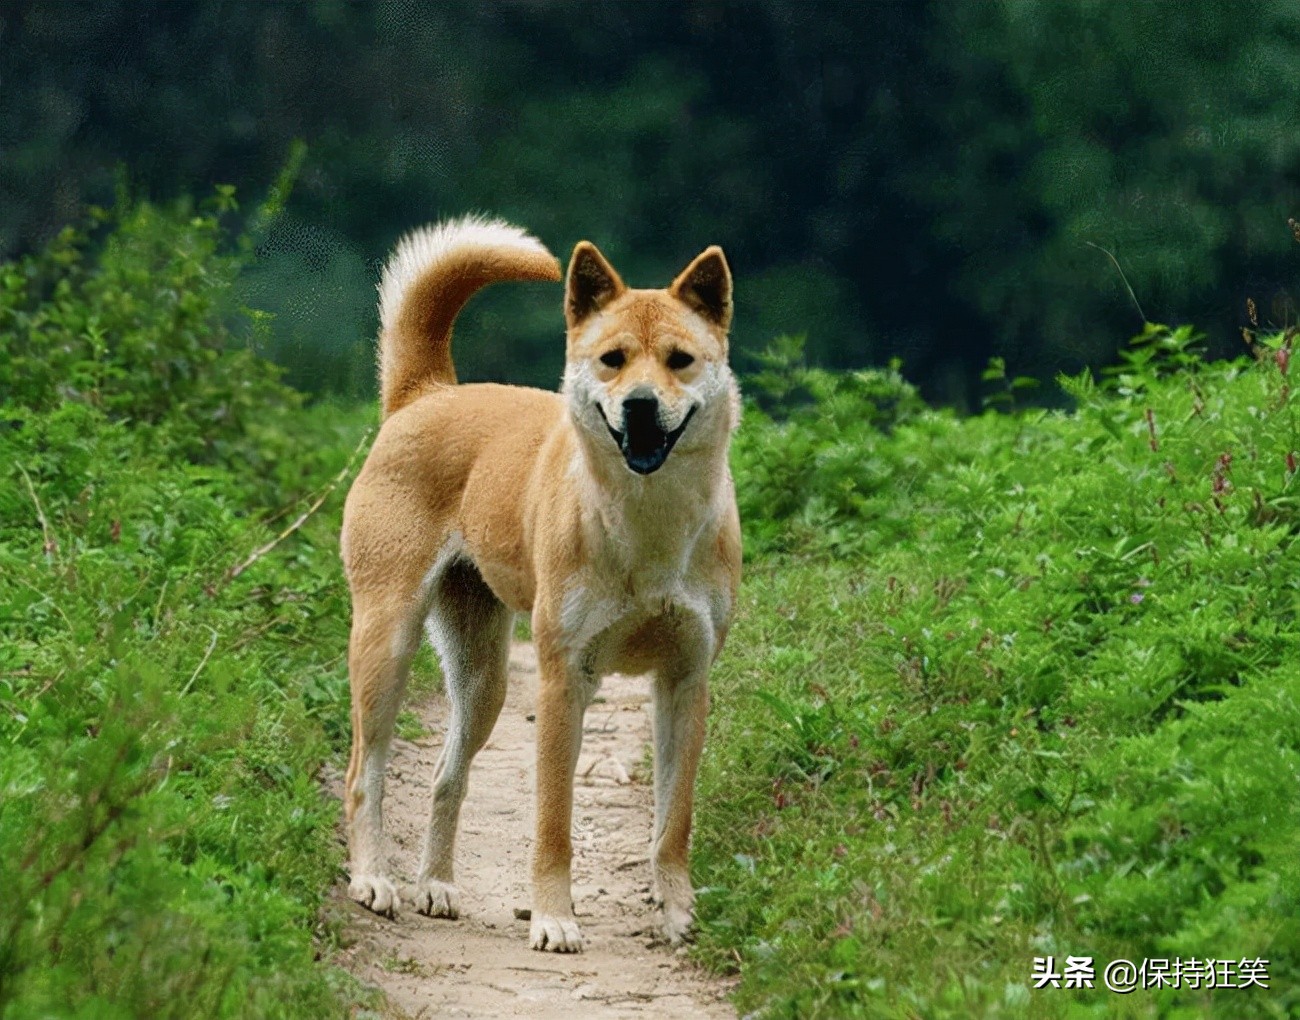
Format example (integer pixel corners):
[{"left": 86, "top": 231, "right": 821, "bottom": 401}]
[{"left": 3, "top": 0, "right": 1298, "bottom": 402}]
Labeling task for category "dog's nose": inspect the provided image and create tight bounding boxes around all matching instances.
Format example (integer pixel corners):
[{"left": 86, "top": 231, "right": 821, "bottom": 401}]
[{"left": 622, "top": 396, "right": 659, "bottom": 427}]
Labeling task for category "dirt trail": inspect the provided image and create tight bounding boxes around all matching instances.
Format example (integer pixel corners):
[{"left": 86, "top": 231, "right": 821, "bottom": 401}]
[{"left": 333, "top": 642, "right": 737, "bottom": 1019}]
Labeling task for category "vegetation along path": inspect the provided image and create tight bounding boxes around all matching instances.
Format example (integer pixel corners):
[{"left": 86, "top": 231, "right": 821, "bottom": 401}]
[{"left": 333, "top": 641, "right": 736, "bottom": 1019}]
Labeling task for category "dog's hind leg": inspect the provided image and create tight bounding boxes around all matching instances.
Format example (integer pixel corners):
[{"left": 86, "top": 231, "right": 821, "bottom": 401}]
[
  {"left": 412, "top": 558, "right": 512, "bottom": 919},
  {"left": 344, "top": 591, "right": 427, "bottom": 918}
]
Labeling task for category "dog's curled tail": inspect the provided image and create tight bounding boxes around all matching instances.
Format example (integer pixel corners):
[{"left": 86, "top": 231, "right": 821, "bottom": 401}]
[{"left": 376, "top": 215, "right": 561, "bottom": 417}]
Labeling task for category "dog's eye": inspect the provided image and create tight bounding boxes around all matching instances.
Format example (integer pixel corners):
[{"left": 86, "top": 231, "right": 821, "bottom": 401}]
[
  {"left": 599, "top": 350, "right": 626, "bottom": 369},
  {"left": 667, "top": 350, "right": 695, "bottom": 371}
]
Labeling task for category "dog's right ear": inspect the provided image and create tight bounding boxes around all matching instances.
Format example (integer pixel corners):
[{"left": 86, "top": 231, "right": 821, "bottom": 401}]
[{"left": 566, "top": 241, "right": 626, "bottom": 329}]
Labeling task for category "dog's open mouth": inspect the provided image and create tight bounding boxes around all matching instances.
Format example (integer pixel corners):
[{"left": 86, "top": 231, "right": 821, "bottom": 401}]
[{"left": 598, "top": 403, "right": 697, "bottom": 475}]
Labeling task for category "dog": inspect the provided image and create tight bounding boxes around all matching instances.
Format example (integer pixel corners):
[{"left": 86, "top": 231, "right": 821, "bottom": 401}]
[{"left": 340, "top": 215, "right": 742, "bottom": 952}]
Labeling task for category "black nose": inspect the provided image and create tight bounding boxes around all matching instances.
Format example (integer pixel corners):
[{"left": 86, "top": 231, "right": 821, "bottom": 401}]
[{"left": 622, "top": 396, "right": 659, "bottom": 426}]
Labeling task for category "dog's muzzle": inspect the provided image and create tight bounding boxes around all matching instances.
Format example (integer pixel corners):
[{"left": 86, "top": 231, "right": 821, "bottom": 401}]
[{"left": 599, "top": 398, "right": 697, "bottom": 475}]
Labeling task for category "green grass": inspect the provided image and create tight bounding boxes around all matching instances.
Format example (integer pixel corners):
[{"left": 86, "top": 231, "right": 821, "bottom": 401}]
[{"left": 692, "top": 331, "right": 1300, "bottom": 1017}]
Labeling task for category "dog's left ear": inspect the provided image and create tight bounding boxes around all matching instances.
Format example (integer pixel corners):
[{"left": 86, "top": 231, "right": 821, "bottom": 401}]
[{"left": 669, "top": 246, "right": 732, "bottom": 332}]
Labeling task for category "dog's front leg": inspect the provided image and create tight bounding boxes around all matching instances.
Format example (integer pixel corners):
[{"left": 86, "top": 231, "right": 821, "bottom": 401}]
[
  {"left": 651, "top": 659, "right": 710, "bottom": 944},
  {"left": 528, "top": 636, "right": 589, "bottom": 952}
]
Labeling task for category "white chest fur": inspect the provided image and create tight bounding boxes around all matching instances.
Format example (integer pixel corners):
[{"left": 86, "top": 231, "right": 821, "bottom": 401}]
[{"left": 557, "top": 478, "right": 727, "bottom": 679}]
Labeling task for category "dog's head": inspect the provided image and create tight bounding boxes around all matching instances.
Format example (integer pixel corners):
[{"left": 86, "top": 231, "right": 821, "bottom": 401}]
[{"left": 562, "top": 241, "right": 737, "bottom": 476}]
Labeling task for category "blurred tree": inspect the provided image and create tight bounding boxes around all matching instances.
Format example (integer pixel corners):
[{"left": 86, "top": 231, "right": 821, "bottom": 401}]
[
  {"left": 909, "top": 0, "right": 1300, "bottom": 383},
  {"left": 2, "top": 0, "right": 1298, "bottom": 402},
  {"left": 0, "top": 0, "right": 935, "bottom": 393}
]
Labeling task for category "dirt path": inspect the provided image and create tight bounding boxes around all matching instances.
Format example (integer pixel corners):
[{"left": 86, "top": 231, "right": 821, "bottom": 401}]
[{"left": 332, "top": 642, "right": 737, "bottom": 1019}]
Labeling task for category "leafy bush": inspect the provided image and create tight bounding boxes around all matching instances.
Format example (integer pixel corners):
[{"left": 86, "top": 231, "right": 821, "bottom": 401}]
[
  {"left": 0, "top": 197, "right": 376, "bottom": 1018},
  {"left": 734, "top": 334, "right": 925, "bottom": 555},
  {"left": 2, "top": 193, "right": 287, "bottom": 422},
  {"left": 700, "top": 327, "right": 1300, "bottom": 1017}
]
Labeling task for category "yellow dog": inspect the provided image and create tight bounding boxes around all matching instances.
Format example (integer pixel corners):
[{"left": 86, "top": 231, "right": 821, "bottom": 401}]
[{"left": 341, "top": 216, "right": 741, "bottom": 952}]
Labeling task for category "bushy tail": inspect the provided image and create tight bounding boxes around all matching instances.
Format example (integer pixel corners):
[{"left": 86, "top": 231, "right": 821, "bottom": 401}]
[{"left": 376, "top": 215, "right": 561, "bottom": 417}]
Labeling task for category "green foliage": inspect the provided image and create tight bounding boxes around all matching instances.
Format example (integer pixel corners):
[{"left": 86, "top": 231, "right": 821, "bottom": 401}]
[
  {"left": 913, "top": 0, "right": 1300, "bottom": 376},
  {"left": 700, "top": 329, "right": 1300, "bottom": 1016},
  {"left": 0, "top": 193, "right": 365, "bottom": 510},
  {"left": 734, "top": 335, "right": 926, "bottom": 555},
  {"left": 1, "top": 196, "right": 290, "bottom": 428},
  {"left": 0, "top": 199, "right": 376, "bottom": 1017}
]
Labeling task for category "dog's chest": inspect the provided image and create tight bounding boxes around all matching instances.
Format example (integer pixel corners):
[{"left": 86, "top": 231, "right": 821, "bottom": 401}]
[
  {"left": 560, "top": 578, "right": 715, "bottom": 679},
  {"left": 553, "top": 473, "right": 731, "bottom": 677},
  {"left": 560, "top": 527, "right": 727, "bottom": 680}
]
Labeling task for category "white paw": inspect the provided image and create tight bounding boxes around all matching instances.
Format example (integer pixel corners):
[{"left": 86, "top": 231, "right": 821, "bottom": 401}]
[
  {"left": 660, "top": 900, "right": 695, "bottom": 945},
  {"left": 529, "top": 912, "right": 585, "bottom": 952},
  {"left": 412, "top": 878, "right": 460, "bottom": 919},
  {"left": 652, "top": 867, "right": 695, "bottom": 944},
  {"left": 349, "top": 873, "right": 400, "bottom": 918}
]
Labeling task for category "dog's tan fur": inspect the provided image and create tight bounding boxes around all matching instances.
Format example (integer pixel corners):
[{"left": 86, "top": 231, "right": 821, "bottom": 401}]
[{"left": 340, "top": 216, "right": 742, "bottom": 952}]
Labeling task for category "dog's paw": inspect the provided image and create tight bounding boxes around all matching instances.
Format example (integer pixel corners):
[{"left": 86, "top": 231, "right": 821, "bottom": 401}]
[
  {"left": 529, "top": 912, "right": 585, "bottom": 953},
  {"left": 652, "top": 866, "right": 696, "bottom": 945},
  {"left": 412, "top": 878, "right": 460, "bottom": 919},
  {"left": 660, "top": 900, "right": 696, "bottom": 945},
  {"left": 349, "top": 874, "right": 400, "bottom": 919}
]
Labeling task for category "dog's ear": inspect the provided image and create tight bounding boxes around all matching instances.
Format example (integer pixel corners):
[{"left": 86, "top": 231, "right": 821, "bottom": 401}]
[
  {"left": 566, "top": 242, "right": 625, "bottom": 329},
  {"left": 669, "top": 246, "right": 732, "bottom": 331}
]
